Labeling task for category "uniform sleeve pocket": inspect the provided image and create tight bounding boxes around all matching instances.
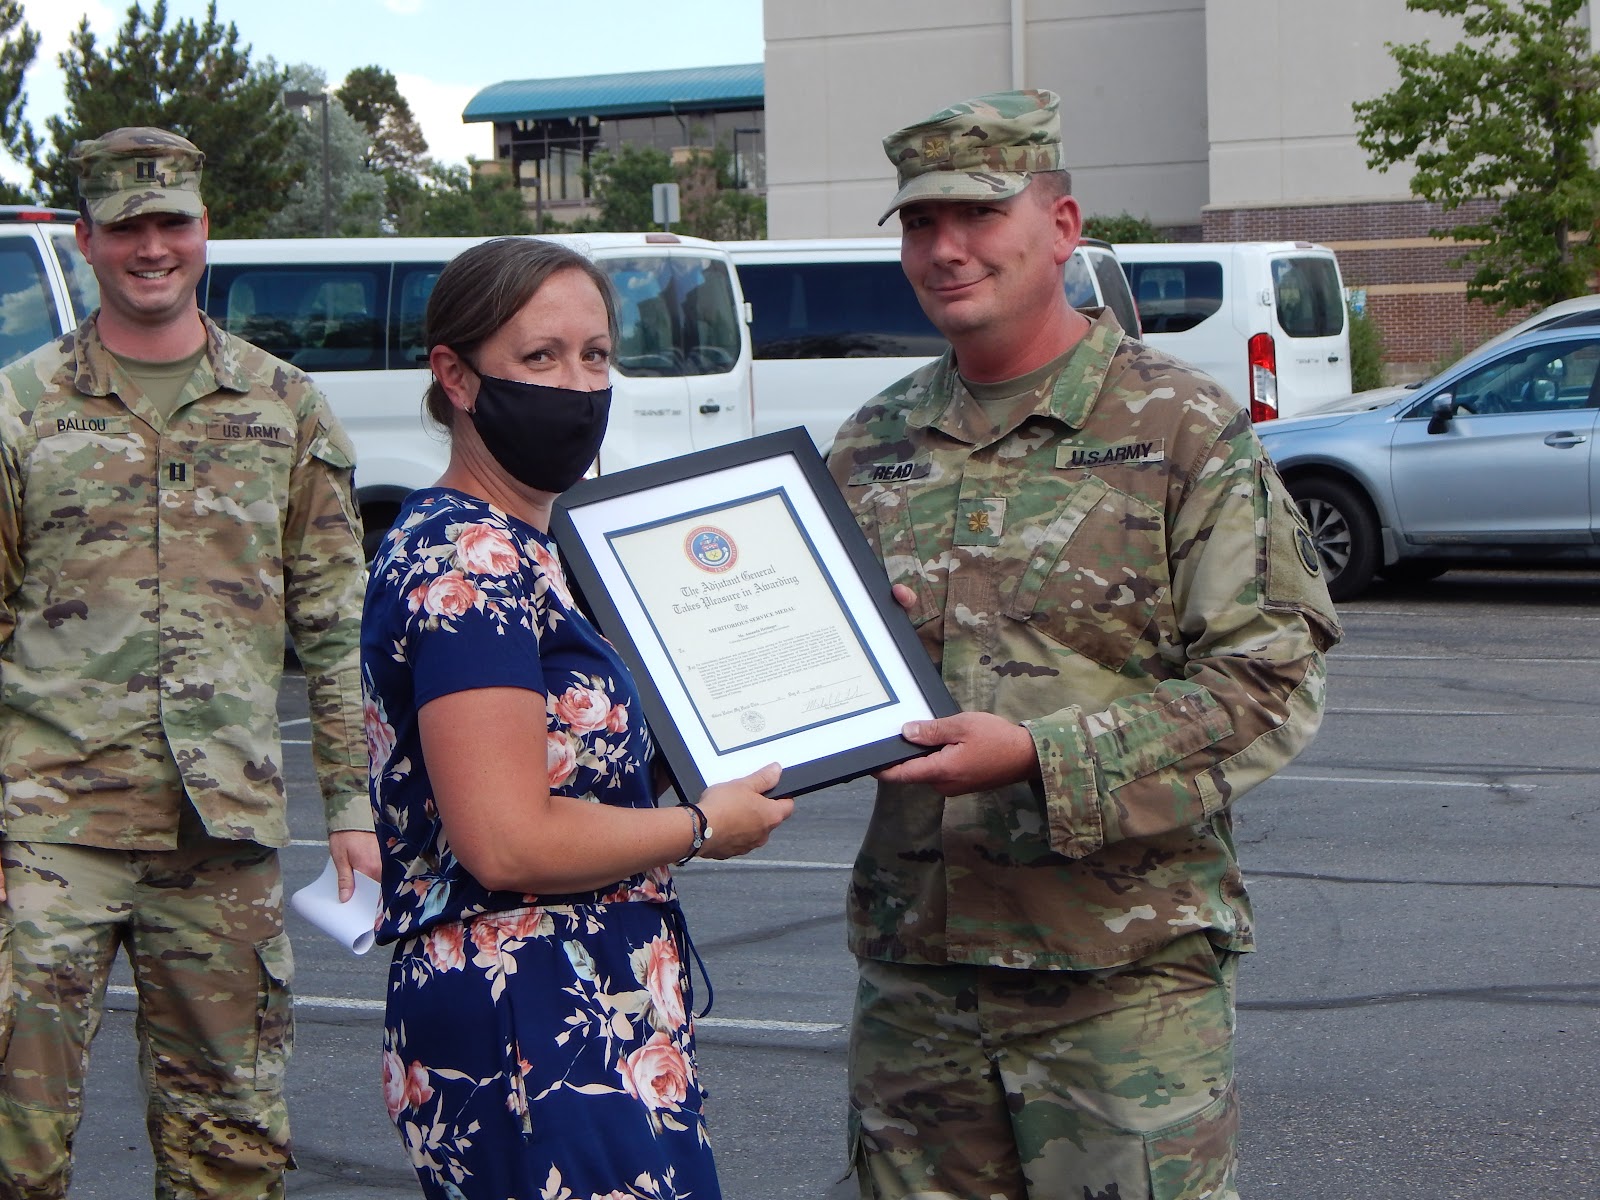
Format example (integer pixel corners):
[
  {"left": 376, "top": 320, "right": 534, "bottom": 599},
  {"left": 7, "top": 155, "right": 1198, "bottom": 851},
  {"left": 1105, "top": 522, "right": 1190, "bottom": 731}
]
[
  {"left": 308, "top": 418, "right": 356, "bottom": 471},
  {"left": 1007, "top": 477, "right": 1168, "bottom": 673},
  {"left": 1261, "top": 461, "right": 1342, "bottom": 649},
  {"left": 253, "top": 931, "right": 295, "bottom": 1092}
]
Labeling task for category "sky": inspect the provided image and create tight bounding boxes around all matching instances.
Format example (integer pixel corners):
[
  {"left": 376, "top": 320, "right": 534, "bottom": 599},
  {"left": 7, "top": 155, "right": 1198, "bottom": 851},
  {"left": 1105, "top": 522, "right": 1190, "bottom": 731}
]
[{"left": 5, "top": 0, "right": 764, "bottom": 185}]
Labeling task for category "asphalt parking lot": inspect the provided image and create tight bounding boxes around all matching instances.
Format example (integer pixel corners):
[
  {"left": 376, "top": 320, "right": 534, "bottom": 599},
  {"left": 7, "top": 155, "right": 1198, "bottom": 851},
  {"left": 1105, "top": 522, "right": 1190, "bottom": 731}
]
[{"left": 63, "top": 567, "right": 1600, "bottom": 1199}]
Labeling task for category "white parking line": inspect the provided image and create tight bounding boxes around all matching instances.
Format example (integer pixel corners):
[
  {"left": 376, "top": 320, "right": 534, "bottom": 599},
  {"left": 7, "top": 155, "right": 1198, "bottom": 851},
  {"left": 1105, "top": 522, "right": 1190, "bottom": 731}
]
[
  {"left": 1276, "top": 773, "right": 1537, "bottom": 791},
  {"left": 1328, "top": 707, "right": 1515, "bottom": 716},
  {"left": 105, "top": 984, "right": 842, "bottom": 1032},
  {"left": 1331, "top": 614, "right": 1600, "bottom": 624},
  {"left": 1336, "top": 653, "right": 1600, "bottom": 663}
]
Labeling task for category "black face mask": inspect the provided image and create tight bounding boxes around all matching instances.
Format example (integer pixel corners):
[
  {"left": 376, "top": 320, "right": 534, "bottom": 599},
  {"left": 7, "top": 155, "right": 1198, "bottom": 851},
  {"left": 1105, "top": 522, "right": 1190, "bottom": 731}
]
[{"left": 465, "top": 372, "right": 612, "bottom": 494}]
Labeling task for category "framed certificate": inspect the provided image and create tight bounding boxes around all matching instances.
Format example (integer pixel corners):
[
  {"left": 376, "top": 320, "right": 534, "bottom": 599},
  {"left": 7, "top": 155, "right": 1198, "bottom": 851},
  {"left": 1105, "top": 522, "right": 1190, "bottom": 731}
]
[{"left": 551, "top": 428, "right": 957, "bottom": 798}]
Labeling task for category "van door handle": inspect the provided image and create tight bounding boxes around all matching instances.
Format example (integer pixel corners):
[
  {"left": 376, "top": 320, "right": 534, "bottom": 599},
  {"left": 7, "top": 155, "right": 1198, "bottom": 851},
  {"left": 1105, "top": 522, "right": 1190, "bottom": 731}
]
[
  {"left": 698, "top": 403, "right": 721, "bottom": 414},
  {"left": 1328, "top": 354, "right": 1340, "bottom": 362},
  {"left": 1544, "top": 432, "right": 1586, "bottom": 448}
]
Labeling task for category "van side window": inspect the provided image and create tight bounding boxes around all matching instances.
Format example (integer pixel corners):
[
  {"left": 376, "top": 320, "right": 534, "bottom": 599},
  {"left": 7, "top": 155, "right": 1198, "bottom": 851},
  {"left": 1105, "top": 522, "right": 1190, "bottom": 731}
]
[
  {"left": 739, "top": 261, "right": 945, "bottom": 360},
  {"left": 48, "top": 230, "right": 100, "bottom": 323},
  {"left": 1273, "top": 257, "right": 1346, "bottom": 339},
  {"left": 0, "top": 235, "right": 64, "bottom": 367},
  {"left": 393, "top": 263, "right": 445, "bottom": 369},
  {"left": 1125, "top": 262, "right": 1223, "bottom": 335},
  {"left": 203, "top": 264, "right": 387, "bottom": 371},
  {"left": 602, "top": 256, "right": 741, "bottom": 376}
]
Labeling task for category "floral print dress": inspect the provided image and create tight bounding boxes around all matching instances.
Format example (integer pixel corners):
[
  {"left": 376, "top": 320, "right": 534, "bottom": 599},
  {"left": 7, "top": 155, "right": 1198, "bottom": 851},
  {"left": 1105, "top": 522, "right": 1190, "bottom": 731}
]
[{"left": 361, "top": 488, "right": 718, "bottom": 1200}]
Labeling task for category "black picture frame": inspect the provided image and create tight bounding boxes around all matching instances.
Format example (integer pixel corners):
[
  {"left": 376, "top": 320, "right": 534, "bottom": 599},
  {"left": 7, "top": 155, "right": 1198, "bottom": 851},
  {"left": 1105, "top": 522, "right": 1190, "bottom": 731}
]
[{"left": 551, "top": 428, "right": 957, "bottom": 799}]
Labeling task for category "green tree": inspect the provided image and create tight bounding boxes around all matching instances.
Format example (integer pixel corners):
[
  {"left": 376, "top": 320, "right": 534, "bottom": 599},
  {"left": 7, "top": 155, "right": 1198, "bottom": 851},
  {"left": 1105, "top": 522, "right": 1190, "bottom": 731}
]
[
  {"left": 264, "top": 65, "right": 385, "bottom": 238},
  {"left": 676, "top": 142, "right": 765, "bottom": 240},
  {"left": 334, "top": 65, "right": 429, "bottom": 231},
  {"left": 391, "top": 159, "right": 532, "bottom": 236},
  {"left": 0, "top": 1, "right": 38, "bottom": 202},
  {"left": 575, "top": 141, "right": 765, "bottom": 238},
  {"left": 582, "top": 145, "right": 674, "bottom": 231},
  {"left": 30, "top": 0, "right": 299, "bottom": 236},
  {"left": 1352, "top": 0, "right": 1600, "bottom": 311},
  {"left": 335, "top": 65, "right": 429, "bottom": 173},
  {"left": 1083, "top": 212, "right": 1167, "bottom": 243}
]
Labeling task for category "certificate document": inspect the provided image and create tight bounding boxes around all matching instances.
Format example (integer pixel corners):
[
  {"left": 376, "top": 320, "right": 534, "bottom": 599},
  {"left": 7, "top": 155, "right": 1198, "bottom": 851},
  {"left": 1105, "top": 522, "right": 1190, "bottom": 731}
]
[
  {"left": 552, "top": 429, "right": 957, "bottom": 797},
  {"left": 608, "top": 489, "right": 894, "bottom": 753}
]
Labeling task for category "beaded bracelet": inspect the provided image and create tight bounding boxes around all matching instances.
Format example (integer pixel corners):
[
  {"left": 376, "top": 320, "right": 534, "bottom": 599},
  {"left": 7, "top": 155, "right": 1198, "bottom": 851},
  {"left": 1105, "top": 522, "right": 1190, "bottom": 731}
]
[{"left": 676, "top": 801, "right": 714, "bottom": 864}]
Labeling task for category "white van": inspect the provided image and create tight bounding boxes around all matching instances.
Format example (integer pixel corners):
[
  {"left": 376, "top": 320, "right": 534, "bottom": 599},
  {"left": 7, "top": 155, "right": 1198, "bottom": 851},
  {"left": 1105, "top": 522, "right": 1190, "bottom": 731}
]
[
  {"left": 0, "top": 205, "right": 100, "bottom": 367},
  {"left": 199, "top": 233, "right": 753, "bottom": 556},
  {"left": 1114, "top": 241, "right": 1351, "bottom": 421},
  {"left": 727, "top": 236, "right": 1142, "bottom": 451}
]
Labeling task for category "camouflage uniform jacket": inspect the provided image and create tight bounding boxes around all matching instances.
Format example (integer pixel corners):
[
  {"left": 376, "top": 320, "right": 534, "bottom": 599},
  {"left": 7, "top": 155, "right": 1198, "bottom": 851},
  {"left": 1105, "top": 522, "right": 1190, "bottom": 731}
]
[
  {"left": 0, "top": 314, "right": 370, "bottom": 850},
  {"left": 827, "top": 312, "right": 1342, "bottom": 970}
]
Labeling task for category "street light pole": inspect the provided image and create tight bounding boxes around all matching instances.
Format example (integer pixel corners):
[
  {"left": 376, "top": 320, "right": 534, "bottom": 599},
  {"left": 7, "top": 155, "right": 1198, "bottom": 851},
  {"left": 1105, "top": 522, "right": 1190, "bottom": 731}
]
[{"left": 284, "top": 89, "right": 332, "bottom": 237}]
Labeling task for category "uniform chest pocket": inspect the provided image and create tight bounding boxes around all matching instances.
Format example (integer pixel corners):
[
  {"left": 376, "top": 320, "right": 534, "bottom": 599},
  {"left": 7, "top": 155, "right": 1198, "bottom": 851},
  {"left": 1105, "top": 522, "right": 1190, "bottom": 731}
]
[
  {"left": 863, "top": 486, "right": 940, "bottom": 629},
  {"left": 188, "top": 421, "right": 296, "bottom": 508},
  {"left": 1003, "top": 475, "right": 1170, "bottom": 673}
]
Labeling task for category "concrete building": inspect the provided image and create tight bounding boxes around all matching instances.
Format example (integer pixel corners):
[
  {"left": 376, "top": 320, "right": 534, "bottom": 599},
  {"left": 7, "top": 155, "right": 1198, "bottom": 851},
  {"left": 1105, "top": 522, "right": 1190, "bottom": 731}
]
[{"left": 762, "top": 0, "right": 1600, "bottom": 370}]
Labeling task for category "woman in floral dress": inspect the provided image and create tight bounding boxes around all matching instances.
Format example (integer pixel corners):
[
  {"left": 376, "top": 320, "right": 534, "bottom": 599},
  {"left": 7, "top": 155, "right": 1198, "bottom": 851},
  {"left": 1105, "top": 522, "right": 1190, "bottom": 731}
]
[{"left": 361, "top": 238, "right": 794, "bottom": 1200}]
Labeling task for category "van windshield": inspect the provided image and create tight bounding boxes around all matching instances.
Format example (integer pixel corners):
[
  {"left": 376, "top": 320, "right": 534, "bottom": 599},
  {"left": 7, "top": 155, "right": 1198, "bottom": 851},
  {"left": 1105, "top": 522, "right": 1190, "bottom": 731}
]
[
  {"left": 1273, "top": 256, "right": 1344, "bottom": 338},
  {"left": 601, "top": 255, "right": 741, "bottom": 377},
  {"left": 49, "top": 230, "right": 100, "bottom": 321},
  {"left": 0, "top": 237, "right": 65, "bottom": 367}
]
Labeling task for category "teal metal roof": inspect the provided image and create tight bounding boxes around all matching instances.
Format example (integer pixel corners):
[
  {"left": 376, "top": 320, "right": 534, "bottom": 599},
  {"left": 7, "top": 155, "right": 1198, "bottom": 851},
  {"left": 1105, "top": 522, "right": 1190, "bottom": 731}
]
[{"left": 463, "top": 63, "right": 763, "bottom": 124}]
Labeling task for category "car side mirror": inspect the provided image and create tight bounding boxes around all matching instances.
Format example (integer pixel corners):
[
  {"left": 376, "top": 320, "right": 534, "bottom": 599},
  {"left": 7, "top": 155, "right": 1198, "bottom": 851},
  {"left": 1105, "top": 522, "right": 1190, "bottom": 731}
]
[{"left": 1427, "top": 392, "right": 1456, "bottom": 435}]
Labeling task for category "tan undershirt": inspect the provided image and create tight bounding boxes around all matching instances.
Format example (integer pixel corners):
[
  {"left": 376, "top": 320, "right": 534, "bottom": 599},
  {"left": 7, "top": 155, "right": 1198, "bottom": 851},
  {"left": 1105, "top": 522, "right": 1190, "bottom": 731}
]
[
  {"left": 111, "top": 346, "right": 208, "bottom": 428},
  {"left": 961, "top": 345, "right": 1078, "bottom": 432}
]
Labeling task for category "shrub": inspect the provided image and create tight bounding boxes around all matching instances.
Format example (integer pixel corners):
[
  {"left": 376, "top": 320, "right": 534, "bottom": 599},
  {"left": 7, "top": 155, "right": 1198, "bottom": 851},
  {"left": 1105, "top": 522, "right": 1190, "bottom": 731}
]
[
  {"left": 1348, "top": 304, "right": 1387, "bottom": 391},
  {"left": 1082, "top": 212, "right": 1167, "bottom": 243}
]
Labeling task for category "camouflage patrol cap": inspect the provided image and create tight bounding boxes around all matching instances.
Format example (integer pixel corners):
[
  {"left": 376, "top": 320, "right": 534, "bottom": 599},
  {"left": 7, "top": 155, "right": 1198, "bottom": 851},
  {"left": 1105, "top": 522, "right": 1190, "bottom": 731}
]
[
  {"left": 69, "top": 127, "right": 205, "bottom": 225},
  {"left": 879, "top": 89, "right": 1062, "bottom": 225}
]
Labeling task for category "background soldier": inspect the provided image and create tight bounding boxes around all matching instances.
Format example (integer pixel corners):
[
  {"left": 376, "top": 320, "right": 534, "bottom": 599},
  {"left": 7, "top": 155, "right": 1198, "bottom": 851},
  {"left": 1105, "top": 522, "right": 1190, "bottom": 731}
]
[
  {"left": 825, "top": 91, "right": 1342, "bottom": 1199},
  {"left": 0, "top": 127, "right": 377, "bottom": 1199}
]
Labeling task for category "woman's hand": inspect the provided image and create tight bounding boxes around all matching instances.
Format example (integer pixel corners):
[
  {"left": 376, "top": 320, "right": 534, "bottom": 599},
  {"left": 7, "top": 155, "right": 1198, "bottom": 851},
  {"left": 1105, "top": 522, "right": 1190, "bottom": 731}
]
[{"left": 693, "top": 762, "right": 794, "bottom": 860}]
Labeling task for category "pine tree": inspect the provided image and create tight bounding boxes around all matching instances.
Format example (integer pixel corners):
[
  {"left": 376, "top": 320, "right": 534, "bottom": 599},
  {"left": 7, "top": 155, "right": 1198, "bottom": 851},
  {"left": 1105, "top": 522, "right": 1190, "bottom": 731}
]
[
  {"left": 0, "top": 0, "right": 38, "bottom": 202},
  {"left": 31, "top": 1, "right": 300, "bottom": 237}
]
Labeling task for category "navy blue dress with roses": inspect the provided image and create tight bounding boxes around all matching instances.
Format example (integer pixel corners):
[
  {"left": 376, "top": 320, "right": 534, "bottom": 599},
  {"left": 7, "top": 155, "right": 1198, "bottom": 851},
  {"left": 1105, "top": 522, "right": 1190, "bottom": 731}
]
[{"left": 361, "top": 488, "right": 718, "bottom": 1200}]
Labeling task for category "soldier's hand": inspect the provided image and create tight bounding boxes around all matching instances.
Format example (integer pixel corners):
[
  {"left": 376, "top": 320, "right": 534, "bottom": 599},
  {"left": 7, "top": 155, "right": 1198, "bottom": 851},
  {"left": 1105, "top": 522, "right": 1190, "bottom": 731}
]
[
  {"left": 876, "top": 712, "right": 1040, "bottom": 795},
  {"left": 328, "top": 829, "right": 381, "bottom": 903},
  {"left": 889, "top": 583, "right": 917, "bottom": 612}
]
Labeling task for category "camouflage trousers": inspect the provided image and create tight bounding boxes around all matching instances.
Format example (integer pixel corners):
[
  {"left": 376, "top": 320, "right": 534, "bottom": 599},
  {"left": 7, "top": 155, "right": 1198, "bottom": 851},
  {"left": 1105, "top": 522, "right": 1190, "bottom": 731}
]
[
  {"left": 0, "top": 835, "right": 295, "bottom": 1200},
  {"left": 847, "top": 931, "right": 1240, "bottom": 1200}
]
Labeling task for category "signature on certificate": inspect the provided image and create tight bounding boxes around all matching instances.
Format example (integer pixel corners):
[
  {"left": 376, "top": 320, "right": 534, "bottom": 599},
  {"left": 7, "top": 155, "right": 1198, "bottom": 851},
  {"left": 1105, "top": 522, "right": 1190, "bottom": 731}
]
[{"left": 801, "top": 684, "right": 868, "bottom": 714}]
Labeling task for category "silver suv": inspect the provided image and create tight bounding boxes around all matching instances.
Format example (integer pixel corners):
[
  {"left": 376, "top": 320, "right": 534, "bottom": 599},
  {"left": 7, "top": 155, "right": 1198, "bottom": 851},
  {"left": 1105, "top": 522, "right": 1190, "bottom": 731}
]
[{"left": 1257, "top": 324, "right": 1600, "bottom": 600}]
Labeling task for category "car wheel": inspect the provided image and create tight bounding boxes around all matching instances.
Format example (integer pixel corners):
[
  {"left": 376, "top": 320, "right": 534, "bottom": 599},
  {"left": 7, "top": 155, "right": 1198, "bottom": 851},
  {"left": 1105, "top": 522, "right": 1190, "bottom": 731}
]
[{"left": 1290, "top": 477, "right": 1378, "bottom": 602}]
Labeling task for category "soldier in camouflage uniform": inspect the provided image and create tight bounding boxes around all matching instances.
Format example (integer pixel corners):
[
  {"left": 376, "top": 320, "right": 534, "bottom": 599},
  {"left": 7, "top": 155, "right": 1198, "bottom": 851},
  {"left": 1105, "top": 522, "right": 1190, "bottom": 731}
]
[
  {"left": 825, "top": 91, "right": 1343, "bottom": 1199},
  {"left": 0, "top": 127, "right": 377, "bottom": 1199}
]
